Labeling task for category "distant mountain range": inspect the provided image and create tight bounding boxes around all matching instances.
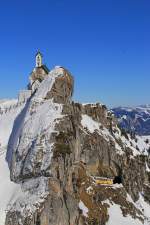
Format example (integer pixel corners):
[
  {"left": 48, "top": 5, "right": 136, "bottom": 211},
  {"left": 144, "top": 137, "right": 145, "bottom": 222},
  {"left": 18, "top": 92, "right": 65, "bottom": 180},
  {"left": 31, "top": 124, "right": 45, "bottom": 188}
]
[{"left": 112, "top": 105, "right": 150, "bottom": 135}]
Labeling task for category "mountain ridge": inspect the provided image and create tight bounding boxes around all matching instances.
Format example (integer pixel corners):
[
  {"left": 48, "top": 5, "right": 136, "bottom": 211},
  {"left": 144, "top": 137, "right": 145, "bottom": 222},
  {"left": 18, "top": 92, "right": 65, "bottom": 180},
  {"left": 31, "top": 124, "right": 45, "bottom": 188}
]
[
  {"left": 0, "top": 66, "right": 150, "bottom": 225},
  {"left": 112, "top": 105, "right": 150, "bottom": 136}
]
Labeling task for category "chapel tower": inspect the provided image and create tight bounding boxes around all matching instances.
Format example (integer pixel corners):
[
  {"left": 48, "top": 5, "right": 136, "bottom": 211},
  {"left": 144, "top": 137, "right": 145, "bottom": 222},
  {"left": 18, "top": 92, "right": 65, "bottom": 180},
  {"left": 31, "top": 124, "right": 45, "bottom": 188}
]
[
  {"left": 36, "top": 51, "right": 43, "bottom": 67},
  {"left": 29, "top": 51, "right": 50, "bottom": 92}
]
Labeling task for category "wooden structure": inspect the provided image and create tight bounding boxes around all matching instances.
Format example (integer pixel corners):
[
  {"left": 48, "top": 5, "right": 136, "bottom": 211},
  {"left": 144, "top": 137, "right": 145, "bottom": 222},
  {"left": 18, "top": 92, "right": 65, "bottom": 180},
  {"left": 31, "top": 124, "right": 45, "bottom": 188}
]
[{"left": 93, "top": 177, "right": 113, "bottom": 185}]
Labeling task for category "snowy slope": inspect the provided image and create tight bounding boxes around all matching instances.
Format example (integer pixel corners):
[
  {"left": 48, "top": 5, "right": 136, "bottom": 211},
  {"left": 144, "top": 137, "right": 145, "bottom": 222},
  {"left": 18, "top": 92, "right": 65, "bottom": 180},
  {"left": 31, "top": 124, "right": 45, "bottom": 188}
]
[
  {"left": 0, "top": 68, "right": 65, "bottom": 225},
  {"left": 1, "top": 72, "right": 150, "bottom": 225},
  {"left": 4, "top": 67, "right": 65, "bottom": 221},
  {"left": 0, "top": 99, "right": 25, "bottom": 225},
  {"left": 106, "top": 202, "right": 143, "bottom": 225},
  {"left": 106, "top": 193, "right": 150, "bottom": 225},
  {"left": 81, "top": 114, "right": 150, "bottom": 156},
  {"left": 0, "top": 150, "right": 22, "bottom": 225},
  {"left": 0, "top": 100, "right": 24, "bottom": 147},
  {"left": 7, "top": 67, "right": 64, "bottom": 173},
  {"left": 0, "top": 90, "right": 60, "bottom": 224},
  {"left": 81, "top": 114, "right": 150, "bottom": 224}
]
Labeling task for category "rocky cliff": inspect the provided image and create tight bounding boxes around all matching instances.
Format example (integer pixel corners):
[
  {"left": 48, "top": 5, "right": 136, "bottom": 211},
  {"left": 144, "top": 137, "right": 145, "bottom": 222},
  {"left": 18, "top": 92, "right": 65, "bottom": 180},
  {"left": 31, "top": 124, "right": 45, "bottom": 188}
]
[{"left": 4, "top": 67, "right": 150, "bottom": 225}]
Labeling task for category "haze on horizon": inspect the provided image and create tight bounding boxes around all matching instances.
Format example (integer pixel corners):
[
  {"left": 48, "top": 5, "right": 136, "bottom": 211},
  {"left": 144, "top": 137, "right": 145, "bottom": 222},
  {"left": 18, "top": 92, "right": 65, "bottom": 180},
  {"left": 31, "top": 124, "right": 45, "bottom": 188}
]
[{"left": 0, "top": 0, "right": 149, "bottom": 108}]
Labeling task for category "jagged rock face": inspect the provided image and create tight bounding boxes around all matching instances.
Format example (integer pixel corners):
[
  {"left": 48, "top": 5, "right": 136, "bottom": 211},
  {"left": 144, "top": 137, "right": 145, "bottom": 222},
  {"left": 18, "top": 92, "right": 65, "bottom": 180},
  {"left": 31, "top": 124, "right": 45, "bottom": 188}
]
[
  {"left": 29, "top": 65, "right": 49, "bottom": 91},
  {"left": 45, "top": 67, "right": 74, "bottom": 104},
  {"left": 7, "top": 67, "right": 73, "bottom": 181},
  {"left": 5, "top": 67, "right": 150, "bottom": 225},
  {"left": 30, "top": 67, "right": 49, "bottom": 81}
]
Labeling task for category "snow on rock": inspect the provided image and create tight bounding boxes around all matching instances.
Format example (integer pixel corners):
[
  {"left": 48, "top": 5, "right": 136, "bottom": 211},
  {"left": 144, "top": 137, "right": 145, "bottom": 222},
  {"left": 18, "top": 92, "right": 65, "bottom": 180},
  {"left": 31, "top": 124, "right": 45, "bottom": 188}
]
[
  {"left": 81, "top": 114, "right": 100, "bottom": 133},
  {"left": 8, "top": 99, "right": 63, "bottom": 179},
  {"left": 135, "top": 194, "right": 150, "bottom": 224},
  {"left": 119, "top": 134, "right": 150, "bottom": 157},
  {"left": 106, "top": 202, "right": 143, "bottom": 225},
  {"left": 34, "top": 66, "right": 64, "bottom": 100},
  {"left": 81, "top": 114, "right": 150, "bottom": 157},
  {"left": 0, "top": 67, "right": 65, "bottom": 224},
  {"left": 8, "top": 177, "right": 49, "bottom": 218},
  {"left": 126, "top": 193, "right": 150, "bottom": 224},
  {"left": 6, "top": 99, "right": 32, "bottom": 166},
  {"left": 81, "top": 114, "right": 113, "bottom": 140},
  {"left": 0, "top": 150, "right": 22, "bottom": 225},
  {"left": 79, "top": 200, "right": 89, "bottom": 217},
  {"left": 111, "top": 184, "right": 123, "bottom": 189},
  {"left": 132, "top": 135, "right": 150, "bottom": 155},
  {"left": 81, "top": 114, "right": 124, "bottom": 154},
  {"left": 0, "top": 153, "right": 49, "bottom": 224},
  {"left": 81, "top": 114, "right": 150, "bottom": 224},
  {"left": 146, "top": 163, "right": 150, "bottom": 172},
  {"left": 5, "top": 67, "right": 65, "bottom": 221},
  {"left": 0, "top": 99, "right": 27, "bottom": 225},
  {"left": 0, "top": 99, "right": 24, "bottom": 148},
  {"left": 7, "top": 67, "right": 64, "bottom": 177}
]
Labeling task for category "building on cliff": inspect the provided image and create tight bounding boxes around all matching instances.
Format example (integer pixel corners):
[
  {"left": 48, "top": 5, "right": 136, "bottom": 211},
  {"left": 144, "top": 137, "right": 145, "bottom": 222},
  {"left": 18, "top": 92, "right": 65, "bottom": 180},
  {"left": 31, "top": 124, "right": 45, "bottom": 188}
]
[
  {"left": 2, "top": 61, "right": 150, "bottom": 225},
  {"left": 29, "top": 51, "right": 50, "bottom": 92},
  {"left": 18, "top": 51, "right": 50, "bottom": 101}
]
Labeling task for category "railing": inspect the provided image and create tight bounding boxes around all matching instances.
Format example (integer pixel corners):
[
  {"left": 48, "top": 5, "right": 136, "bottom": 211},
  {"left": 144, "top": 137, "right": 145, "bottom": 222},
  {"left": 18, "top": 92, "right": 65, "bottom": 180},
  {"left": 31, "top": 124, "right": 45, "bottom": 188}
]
[{"left": 0, "top": 100, "right": 26, "bottom": 115}]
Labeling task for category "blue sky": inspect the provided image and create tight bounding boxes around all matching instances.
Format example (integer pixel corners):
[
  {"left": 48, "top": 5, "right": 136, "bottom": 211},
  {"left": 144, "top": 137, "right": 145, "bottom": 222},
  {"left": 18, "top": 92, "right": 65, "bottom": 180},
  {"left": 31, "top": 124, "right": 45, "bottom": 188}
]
[{"left": 0, "top": 0, "right": 149, "bottom": 107}]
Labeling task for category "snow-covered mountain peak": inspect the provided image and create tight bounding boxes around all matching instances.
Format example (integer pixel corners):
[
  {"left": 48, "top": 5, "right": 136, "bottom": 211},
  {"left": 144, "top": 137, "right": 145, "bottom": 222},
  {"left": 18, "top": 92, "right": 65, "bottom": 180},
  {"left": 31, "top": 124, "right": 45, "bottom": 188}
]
[
  {"left": 34, "top": 66, "right": 64, "bottom": 100},
  {"left": 0, "top": 66, "right": 74, "bottom": 224},
  {"left": 7, "top": 66, "right": 74, "bottom": 178},
  {"left": 0, "top": 64, "right": 150, "bottom": 225},
  {"left": 112, "top": 105, "right": 150, "bottom": 135}
]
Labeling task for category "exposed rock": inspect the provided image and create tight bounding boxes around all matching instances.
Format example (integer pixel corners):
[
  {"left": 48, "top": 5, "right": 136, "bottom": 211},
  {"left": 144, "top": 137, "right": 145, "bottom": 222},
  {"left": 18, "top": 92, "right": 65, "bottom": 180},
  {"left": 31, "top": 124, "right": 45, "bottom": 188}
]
[
  {"left": 45, "top": 67, "right": 74, "bottom": 104},
  {"left": 29, "top": 64, "right": 50, "bottom": 93},
  {"left": 5, "top": 66, "right": 150, "bottom": 225}
]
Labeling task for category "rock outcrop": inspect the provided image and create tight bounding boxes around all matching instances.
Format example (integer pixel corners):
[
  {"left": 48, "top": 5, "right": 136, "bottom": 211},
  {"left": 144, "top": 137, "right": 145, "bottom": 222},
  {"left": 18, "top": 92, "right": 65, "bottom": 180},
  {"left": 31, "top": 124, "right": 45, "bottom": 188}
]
[{"left": 5, "top": 66, "right": 150, "bottom": 225}]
